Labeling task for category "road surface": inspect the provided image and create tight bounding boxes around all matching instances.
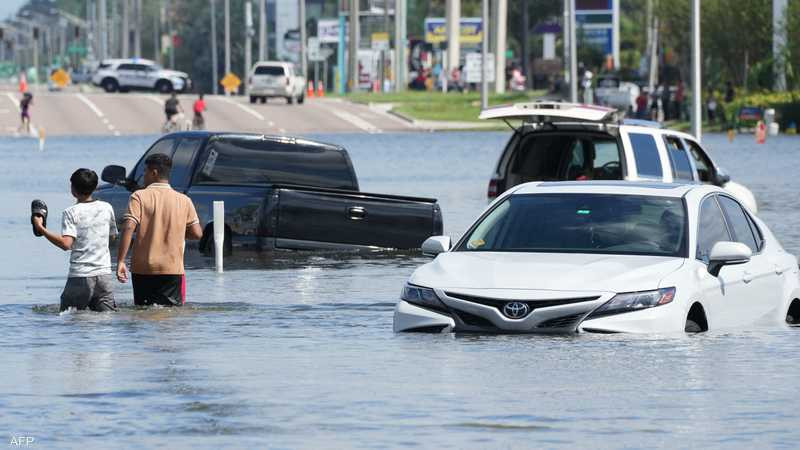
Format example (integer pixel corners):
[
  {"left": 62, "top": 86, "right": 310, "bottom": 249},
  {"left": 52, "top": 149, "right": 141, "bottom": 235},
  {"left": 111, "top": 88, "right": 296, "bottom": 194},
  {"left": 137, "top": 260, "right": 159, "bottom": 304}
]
[{"left": 0, "top": 89, "right": 420, "bottom": 137}]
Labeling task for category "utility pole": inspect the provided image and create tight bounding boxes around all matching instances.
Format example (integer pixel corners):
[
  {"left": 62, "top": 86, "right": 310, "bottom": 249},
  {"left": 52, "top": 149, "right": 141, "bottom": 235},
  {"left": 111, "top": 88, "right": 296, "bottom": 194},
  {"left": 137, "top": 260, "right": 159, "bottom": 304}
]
[
  {"left": 299, "top": 0, "right": 307, "bottom": 79},
  {"left": 153, "top": 6, "right": 159, "bottom": 62},
  {"left": 259, "top": 0, "right": 267, "bottom": 60},
  {"left": 568, "top": 0, "right": 577, "bottom": 102},
  {"left": 690, "top": 0, "right": 701, "bottom": 140},
  {"left": 134, "top": 0, "right": 142, "bottom": 57},
  {"left": 348, "top": 0, "right": 359, "bottom": 92},
  {"left": 521, "top": 0, "right": 529, "bottom": 88},
  {"left": 773, "top": 0, "right": 787, "bottom": 91},
  {"left": 122, "top": 0, "right": 129, "bottom": 58},
  {"left": 245, "top": 1, "right": 253, "bottom": 95},
  {"left": 168, "top": 0, "right": 175, "bottom": 69},
  {"left": 480, "top": 0, "right": 488, "bottom": 109},
  {"left": 612, "top": 0, "right": 619, "bottom": 69},
  {"left": 445, "top": 0, "right": 460, "bottom": 74},
  {"left": 32, "top": 27, "right": 39, "bottom": 84},
  {"left": 98, "top": 0, "right": 107, "bottom": 60},
  {"left": 211, "top": 0, "right": 218, "bottom": 94},
  {"left": 224, "top": 0, "right": 231, "bottom": 76},
  {"left": 394, "top": 0, "right": 405, "bottom": 91},
  {"left": 563, "top": 0, "right": 569, "bottom": 87},
  {"left": 494, "top": 0, "right": 507, "bottom": 93}
]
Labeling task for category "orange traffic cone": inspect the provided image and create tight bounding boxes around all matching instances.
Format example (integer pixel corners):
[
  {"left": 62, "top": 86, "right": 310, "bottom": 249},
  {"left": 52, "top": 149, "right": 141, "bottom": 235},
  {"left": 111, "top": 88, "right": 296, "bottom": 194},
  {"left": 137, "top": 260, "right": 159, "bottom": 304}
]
[
  {"left": 19, "top": 73, "right": 28, "bottom": 93},
  {"left": 317, "top": 80, "right": 325, "bottom": 97},
  {"left": 307, "top": 81, "right": 315, "bottom": 98}
]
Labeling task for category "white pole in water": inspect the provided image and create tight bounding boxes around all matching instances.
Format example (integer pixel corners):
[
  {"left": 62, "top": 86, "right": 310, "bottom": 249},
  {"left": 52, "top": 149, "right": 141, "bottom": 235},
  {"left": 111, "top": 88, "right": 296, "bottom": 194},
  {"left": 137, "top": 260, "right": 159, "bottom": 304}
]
[
  {"left": 690, "top": 0, "right": 701, "bottom": 140},
  {"left": 213, "top": 201, "right": 225, "bottom": 273}
]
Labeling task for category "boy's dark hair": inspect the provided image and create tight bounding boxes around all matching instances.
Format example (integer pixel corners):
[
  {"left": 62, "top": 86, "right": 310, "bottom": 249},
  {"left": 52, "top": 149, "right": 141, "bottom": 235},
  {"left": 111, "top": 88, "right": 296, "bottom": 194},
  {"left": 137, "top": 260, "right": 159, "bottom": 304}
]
[
  {"left": 145, "top": 153, "right": 173, "bottom": 179},
  {"left": 70, "top": 168, "right": 98, "bottom": 196}
]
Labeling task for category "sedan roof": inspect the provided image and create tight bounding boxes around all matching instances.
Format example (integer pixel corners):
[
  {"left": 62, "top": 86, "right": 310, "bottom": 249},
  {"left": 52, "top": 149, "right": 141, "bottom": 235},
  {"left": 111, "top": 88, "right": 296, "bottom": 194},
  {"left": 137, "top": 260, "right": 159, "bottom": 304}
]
[{"left": 511, "top": 181, "right": 712, "bottom": 198}]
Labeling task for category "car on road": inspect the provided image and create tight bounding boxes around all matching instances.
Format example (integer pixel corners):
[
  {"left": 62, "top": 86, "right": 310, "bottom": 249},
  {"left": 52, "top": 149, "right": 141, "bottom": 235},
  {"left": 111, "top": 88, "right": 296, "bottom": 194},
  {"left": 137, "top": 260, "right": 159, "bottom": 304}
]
[
  {"left": 247, "top": 61, "right": 306, "bottom": 104},
  {"left": 480, "top": 102, "right": 758, "bottom": 213},
  {"left": 92, "top": 58, "right": 192, "bottom": 93},
  {"left": 594, "top": 73, "right": 641, "bottom": 113},
  {"left": 96, "top": 132, "right": 442, "bottom": 253},
  {"left": 393, "top": 181, "right": 800, "bottom": 334}
]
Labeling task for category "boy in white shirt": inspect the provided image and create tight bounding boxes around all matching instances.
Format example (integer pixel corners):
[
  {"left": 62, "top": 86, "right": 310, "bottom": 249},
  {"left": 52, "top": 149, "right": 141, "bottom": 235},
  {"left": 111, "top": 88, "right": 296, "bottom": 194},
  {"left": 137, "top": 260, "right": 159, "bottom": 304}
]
[{"left": 33, "top": 168, "right": 118, "bottom": 312}]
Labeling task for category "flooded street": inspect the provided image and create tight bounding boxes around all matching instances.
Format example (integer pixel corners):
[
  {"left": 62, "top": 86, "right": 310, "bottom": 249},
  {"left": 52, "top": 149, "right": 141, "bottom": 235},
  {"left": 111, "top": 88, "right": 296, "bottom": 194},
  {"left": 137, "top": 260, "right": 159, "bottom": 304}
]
[{"left": 1, "top": 132, "right": 799, "bottom": 448}]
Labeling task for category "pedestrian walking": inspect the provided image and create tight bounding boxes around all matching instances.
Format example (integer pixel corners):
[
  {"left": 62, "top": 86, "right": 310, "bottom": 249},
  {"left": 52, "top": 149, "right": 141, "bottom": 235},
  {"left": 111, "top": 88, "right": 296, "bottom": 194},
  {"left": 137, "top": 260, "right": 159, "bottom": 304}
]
[
  {"left": 192, "top": 94, "right": 206, "bottom": 130},
  {"left": 32, "top": 169, "right": 118, "bottom": 312},
  {"left": 116, "top": 153, "right": 203, "bottom": 306},
  {"left": 19, "top": 92, "right": 33, "bottom": 134}
]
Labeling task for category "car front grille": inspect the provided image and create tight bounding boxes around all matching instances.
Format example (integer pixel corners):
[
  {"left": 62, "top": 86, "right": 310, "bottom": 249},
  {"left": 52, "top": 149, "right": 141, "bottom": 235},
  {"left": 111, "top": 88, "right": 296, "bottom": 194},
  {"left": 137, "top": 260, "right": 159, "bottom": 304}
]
[
  {"left": 444, "top": 292, "right": 600, "bottom": 314},
  {"left": 537, "top": 313, "right": 585, "bottom": 329}
]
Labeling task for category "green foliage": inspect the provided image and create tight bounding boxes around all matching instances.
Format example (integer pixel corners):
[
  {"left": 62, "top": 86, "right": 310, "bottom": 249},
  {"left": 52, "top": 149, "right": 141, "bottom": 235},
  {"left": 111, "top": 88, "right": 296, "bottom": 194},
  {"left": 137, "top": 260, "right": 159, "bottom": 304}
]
[{"left": 722, "top": 90, "right": 800, "bottom": 128}]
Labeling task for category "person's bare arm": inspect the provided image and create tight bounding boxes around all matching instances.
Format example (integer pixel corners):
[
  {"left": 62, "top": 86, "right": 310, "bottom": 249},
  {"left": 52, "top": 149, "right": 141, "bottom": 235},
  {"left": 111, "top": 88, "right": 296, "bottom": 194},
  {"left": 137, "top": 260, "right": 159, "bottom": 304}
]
[
  {"left": 116, "top": 219, "right": 136, "bottom": 283},
  {"left": 186, "top": 222, "right": 203, "bottom": 240},
  {"left": 33, "top": 216, "right": 74, "bottom": 250}
]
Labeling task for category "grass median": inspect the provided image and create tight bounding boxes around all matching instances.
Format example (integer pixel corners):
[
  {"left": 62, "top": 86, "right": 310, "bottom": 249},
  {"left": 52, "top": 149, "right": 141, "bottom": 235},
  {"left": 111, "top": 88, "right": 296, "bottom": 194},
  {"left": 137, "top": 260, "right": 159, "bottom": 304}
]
[{"left": 343, "top": 90, "right": 547, "bottom": 123}]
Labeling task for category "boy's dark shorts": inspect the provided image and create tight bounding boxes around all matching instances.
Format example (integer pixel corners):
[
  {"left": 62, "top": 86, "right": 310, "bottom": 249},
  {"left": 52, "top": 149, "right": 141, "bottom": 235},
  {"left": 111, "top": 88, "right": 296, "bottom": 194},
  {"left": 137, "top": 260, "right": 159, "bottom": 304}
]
[
  {"left": 61, "top": 275, "right": 116, "bottom": 312},
  {"left": 132, "top": 274, "right": 185, "bottom": 306}
]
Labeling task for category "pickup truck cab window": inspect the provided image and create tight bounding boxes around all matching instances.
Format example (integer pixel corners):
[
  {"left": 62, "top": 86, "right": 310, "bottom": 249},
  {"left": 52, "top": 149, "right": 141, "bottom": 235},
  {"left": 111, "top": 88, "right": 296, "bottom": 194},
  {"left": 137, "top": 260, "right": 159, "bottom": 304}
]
[
  {"left": 628, "top": 133, "right": 663, "bottom": 179},
  {"left": 194, "top": 138, "right": 358, "bottom": 190},
  {"left": 131, "top": 138, "right": 177, "bottom": 187},
  {"left": 664, "top": 136, "right": 694, "bottom": 181},
  {"left": 170, "top": 137, "right": 205, "bottom": 190}
]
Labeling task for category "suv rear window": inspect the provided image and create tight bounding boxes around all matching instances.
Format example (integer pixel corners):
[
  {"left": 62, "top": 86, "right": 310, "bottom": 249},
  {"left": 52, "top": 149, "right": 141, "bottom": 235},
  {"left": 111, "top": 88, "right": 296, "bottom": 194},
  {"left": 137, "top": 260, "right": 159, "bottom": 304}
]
[
  {"left": 194, "top": 138, "right": 356, "bottom": 190},
  {"left": 509, "top": 134, "right": 623, "bottom": 182},
  {"left": 254, "top": 66, "right": 286, "bottom": 76}
]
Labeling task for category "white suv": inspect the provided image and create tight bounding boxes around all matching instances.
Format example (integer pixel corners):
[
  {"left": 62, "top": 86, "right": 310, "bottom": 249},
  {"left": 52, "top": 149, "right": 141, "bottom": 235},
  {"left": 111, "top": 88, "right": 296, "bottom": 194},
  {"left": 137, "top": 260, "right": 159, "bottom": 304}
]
[
  {"left": 480, "top": 102, "right": 757, "bottom": 213},
  {"left": 92, "top": 58, "right": 192, "bottom": 93},
  {"left": 247, "top": 61, "right": 306, "bottom": 104}
]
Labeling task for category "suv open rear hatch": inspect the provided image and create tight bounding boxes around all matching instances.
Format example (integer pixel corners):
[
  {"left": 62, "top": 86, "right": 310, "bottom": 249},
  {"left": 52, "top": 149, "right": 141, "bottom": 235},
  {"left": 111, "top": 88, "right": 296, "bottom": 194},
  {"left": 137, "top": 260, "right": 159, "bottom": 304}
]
[{"left": 479, "top": 102, "right": 622, "bottom": 131}]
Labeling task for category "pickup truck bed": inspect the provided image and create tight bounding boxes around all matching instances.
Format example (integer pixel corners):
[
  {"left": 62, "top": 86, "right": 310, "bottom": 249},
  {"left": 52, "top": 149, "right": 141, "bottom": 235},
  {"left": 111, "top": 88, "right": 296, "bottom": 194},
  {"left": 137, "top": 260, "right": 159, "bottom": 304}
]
[{"left": 97, "top": 132, "right": 443, "bottom": 252}]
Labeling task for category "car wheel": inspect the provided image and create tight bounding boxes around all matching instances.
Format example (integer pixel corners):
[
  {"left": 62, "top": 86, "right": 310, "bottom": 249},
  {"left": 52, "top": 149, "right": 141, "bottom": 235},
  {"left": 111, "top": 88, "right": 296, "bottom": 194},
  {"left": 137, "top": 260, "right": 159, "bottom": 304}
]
[
  {"left": 298, "top": 94, "right": 305, "bottom": 104},
  {"left": 102, "top": 78, "right": 119, "bottom": 93},
  {"left": 260, "top": 96, "right": 267, "bottom": 104},
  {"left": 156, "top": 80, "right": 173, "bottom": 93},
  {"left": 249, "top": 95, "right": 257, "bottom": 104},
  {"left": 287, "top": 96, "right": 294, "bottom": 105},
  {"left": 685, "top": 319, "right": 702, "bottom": 333}
]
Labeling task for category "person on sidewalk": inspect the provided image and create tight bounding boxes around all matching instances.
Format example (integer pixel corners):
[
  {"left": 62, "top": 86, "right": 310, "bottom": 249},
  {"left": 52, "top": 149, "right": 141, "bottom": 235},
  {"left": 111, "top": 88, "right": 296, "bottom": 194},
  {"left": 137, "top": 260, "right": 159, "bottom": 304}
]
[
  {"left": 32, "top": 169, "right": 118, "bottom": 312},
  {"left": 116, "top": 153, "right": 203, "bottom": 306}
]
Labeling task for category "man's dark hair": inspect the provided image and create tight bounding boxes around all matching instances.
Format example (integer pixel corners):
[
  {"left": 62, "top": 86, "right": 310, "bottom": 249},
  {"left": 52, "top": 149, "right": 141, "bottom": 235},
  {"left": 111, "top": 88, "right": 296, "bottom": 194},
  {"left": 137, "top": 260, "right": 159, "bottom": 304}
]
[
  {"left": 70, "top": 168, "right": 98, "bottom": 196},
  {"left": 145, "top": 153, "right": 173, "bottom": 179}
]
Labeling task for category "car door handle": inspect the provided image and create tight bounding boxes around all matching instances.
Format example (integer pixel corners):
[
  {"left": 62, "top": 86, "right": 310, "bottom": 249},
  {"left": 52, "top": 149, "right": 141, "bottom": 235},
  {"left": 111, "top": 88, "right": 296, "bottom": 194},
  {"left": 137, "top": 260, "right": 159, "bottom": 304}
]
[
  {"left": 347, "top": 206, "right": 366, "bottom": 220},
  {"left": 742, "top": 271, "right": 753, "bottom": 284}
]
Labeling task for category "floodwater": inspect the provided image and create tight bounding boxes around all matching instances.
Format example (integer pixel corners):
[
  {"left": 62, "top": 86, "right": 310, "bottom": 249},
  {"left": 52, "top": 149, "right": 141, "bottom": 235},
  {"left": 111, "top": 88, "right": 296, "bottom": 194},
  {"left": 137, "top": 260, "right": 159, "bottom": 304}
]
[{"left": 1, "top": 132, "right": 799, "bottom": 448}]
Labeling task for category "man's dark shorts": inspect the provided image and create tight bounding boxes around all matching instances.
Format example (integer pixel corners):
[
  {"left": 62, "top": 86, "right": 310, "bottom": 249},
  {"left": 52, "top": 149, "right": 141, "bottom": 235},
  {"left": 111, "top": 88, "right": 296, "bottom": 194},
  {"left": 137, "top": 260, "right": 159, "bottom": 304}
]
[
  {"left": 61, "top": 275, "right": 116, "bottom": 312},
  {"left": 132, "top": 274, "right": 184, "bottom": 306}
]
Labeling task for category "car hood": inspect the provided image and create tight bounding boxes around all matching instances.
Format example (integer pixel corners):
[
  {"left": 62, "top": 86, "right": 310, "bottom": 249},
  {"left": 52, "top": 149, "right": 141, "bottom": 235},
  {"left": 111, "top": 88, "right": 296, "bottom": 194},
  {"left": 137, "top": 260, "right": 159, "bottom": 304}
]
[{"left": 409, "top": 252, "right": 685, "bottom": 294}]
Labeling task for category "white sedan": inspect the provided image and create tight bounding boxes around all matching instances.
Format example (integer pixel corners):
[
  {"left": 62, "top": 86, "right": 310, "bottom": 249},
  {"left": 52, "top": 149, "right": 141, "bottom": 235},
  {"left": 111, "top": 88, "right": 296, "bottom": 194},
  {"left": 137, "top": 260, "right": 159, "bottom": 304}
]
[{"left": 394, "top": 182, "right": 800, "bottom": 334}]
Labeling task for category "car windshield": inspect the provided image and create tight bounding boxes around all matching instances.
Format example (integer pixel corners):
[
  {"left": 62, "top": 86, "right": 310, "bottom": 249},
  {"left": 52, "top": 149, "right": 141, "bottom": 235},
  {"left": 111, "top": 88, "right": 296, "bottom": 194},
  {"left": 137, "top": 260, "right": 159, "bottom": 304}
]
[{"left": 457, "top": 193, "right": 687, "bottom": 257}]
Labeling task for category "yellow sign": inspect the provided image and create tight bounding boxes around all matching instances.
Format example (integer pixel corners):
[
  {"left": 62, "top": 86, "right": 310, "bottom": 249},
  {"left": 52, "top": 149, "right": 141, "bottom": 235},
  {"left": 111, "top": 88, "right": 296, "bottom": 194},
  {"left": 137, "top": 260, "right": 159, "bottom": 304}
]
[
  {"left": 50, "top": 68, "right": 70, "bottom": 88},
  {"left": 220, "top": 72, "right": 241, "bottom": 93},
  {"left": 371, "top": 32, "right": 389, "bottom": 43}
]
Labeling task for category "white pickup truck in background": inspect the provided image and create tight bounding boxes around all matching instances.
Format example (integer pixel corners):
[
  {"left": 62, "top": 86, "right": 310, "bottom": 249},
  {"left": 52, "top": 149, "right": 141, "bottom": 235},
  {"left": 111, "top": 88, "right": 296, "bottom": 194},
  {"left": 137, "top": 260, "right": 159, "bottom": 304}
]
[{"left": 247, "top": 61, "right": 306, "bottom": 105}]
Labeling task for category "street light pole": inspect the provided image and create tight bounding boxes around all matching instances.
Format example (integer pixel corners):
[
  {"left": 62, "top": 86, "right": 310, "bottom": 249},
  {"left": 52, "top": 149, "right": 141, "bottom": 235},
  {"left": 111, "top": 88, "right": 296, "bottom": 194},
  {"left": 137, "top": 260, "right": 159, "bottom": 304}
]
[
  {"left": 690, "top": 0, "right": 701, "bottom": 140},
  {"left": 568, "top": 0, "right": 577, "bottom": 103},
  {"left": 259, "top": 0, "right": 267, "bottom": 60},
  {"left": 224, "top": 0, "right": 230, "bottom": 77},
  {"left": 348, "top": 0, "right": 359, "bottom": 92},
  {"left": 299, "top": 0, "right": 307, "bottom": 80},
  {"left": 480, "top": 0, "right": 488, "bottom": 110},
  {"left": 245, "top": 1, "right": 253, "bottom": 96},
  {"left": 394, "top": 0, "right": 405, "bottom": 91},
  {"left": 211, "top": 0, "right": 218, "bottom": 94}
]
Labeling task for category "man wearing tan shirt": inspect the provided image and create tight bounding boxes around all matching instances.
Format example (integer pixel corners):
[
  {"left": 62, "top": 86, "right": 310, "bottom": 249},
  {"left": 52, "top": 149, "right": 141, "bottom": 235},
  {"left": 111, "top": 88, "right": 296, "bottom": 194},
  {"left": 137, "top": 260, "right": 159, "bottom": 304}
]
[{"left": 116, "top": 153, "right": 203, "bottom": 306}]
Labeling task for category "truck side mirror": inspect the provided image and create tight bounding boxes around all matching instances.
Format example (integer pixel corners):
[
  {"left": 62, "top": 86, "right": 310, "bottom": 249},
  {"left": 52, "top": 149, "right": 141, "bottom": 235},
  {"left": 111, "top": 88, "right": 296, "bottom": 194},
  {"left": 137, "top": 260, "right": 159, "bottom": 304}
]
[
  {"left": 422, "top": 236, "right": 451, "bottom": 256},
  {"left": 101, "top": 165, "right": 128, "bottom": 187},
  {"left": 707, "top": 241, "right": 751, "bottom": 277}
]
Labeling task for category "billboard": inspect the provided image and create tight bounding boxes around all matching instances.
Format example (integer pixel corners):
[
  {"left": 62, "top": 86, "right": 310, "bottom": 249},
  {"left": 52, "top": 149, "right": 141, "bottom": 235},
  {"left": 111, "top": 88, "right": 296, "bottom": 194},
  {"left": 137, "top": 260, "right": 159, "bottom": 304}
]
[
  {"left": 424, "top": 18, "right": 482, "bottom": 45},
  {"left": 576, "top": 0, "right": 614, "bottom": 56}
]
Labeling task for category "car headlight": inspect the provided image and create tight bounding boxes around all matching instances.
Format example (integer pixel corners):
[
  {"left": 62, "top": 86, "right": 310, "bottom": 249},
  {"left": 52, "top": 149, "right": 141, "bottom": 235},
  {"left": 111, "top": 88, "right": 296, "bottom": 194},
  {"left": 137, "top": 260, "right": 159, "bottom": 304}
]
[
  {"left": 401, "top": 284, "right": 447, "bottom": 312},
  {"left": 586, "top": 287, "right": 675, "bottom": 319}
]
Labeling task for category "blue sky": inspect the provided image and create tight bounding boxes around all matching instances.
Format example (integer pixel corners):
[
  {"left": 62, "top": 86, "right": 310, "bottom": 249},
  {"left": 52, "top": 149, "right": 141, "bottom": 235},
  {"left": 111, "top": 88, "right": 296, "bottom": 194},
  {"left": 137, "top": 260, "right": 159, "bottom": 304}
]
[{"left": 0, "top": 0, "right": 27, "bottom": 20}]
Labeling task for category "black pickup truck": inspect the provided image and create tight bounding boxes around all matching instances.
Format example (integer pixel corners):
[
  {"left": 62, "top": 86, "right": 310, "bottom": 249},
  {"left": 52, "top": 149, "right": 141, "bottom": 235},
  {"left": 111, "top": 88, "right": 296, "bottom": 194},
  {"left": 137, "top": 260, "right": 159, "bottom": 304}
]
[{"left": 96, "top": 132, "right": 443, "bottom": 253}]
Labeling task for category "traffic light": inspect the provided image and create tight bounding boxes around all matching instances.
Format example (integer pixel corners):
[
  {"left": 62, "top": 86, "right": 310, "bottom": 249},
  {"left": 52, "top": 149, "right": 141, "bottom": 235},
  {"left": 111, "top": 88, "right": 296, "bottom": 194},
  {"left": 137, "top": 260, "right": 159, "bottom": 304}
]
[{"left": 32, "top": 27, "right": 39, "bottom": 40}]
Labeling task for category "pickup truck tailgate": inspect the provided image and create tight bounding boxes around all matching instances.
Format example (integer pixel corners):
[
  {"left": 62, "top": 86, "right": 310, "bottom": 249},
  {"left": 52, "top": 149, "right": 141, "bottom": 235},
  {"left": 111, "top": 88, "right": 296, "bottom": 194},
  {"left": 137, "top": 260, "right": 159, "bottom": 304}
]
[{"left": 273, "top": 186, "right": 442, "bottom": 250}]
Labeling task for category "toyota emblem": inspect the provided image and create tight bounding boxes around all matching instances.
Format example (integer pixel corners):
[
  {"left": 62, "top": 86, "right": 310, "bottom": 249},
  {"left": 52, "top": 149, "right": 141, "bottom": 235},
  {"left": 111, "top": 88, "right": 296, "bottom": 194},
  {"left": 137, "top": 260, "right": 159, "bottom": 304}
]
[{"left": 503, "top": 301, "right": 529, "bottom": 319}]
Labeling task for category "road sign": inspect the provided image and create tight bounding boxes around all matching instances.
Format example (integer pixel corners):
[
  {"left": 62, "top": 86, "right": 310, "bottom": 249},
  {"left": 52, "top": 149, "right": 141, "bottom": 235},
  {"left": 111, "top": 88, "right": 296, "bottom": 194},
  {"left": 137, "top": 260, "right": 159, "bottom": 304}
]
[
  {"left": 308, "top": 37, "right": 322, "bottom": 61},
  {"left": 50, "top": 68, "right": 70, "bottom": 88},
  {"left": 465, "top": 52, "right": 495, "bottom": 83},
  {"left": 371, "top": 32, "right": 390, "bottom": 51},
  {"left": 220, "top": 72, "right": 241, "bottom": 94}
]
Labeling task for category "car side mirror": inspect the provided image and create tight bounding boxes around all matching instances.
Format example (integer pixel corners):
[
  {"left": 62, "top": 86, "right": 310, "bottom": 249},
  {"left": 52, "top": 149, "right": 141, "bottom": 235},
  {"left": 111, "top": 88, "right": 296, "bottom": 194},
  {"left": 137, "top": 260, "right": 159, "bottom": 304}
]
[
  {"left": 707, "top": 241, "right": 752, "bottom": 277},
  {"left": 421, "top": 236, "right": 451, "bottom": 256},
  {"left": 101, "top": 165, "right": 129, "bottom": 187},
  {"left": 714, "top": 167, "right": 731, "bottom": 186}
]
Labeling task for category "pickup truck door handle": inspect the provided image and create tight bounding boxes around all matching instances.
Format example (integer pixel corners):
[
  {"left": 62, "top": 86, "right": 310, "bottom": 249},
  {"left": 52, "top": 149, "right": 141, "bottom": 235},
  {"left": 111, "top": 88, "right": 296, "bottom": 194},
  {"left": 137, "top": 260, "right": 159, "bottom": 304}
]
[
  {"left": 347, "top": 206, "right": 367, "bottom": 220},
  {"left": 742, "top": 271, "right": 753, "bottom": 284}
]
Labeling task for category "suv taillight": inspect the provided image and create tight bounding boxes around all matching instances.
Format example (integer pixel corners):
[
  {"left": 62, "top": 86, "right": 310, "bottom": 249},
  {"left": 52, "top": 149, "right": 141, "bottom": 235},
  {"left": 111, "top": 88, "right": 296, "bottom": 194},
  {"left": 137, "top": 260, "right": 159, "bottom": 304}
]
[{"left": 488, "top": 178, "right": 499, "bottom": 198}]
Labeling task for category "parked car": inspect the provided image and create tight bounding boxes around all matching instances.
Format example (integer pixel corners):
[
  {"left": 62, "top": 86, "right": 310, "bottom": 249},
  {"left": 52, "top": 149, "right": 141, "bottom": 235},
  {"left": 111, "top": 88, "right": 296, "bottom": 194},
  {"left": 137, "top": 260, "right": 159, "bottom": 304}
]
[
  {"left": 480, "top": 102, "right": 758, "bottom": 212},
  {"left": 92, "top": 58, "right": 192, "bottom": 93},
  {"left": 247, "top": 61, "right": 306, "bottom": 104},
  {"left": 594, "top": 74, "right": 640, "bottom": 113},
  {"left": 394, "top": 181, "right": 800, "bottom": 334},
  {"left": 96, "top": 132, "right": 442, "bottom": 252}
]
